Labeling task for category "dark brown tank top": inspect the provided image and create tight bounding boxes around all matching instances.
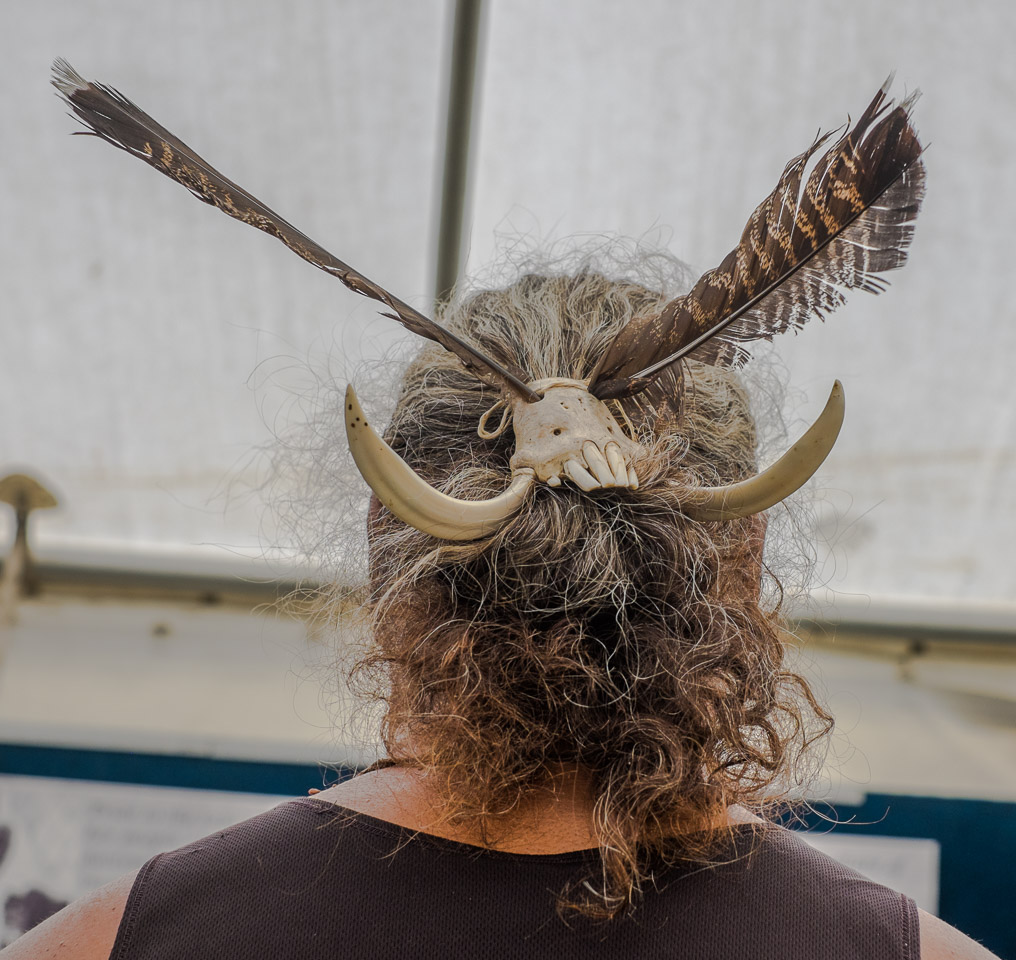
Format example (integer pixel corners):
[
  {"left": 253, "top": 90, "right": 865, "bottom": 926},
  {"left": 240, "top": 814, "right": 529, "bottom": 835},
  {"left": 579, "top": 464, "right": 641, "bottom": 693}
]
[{"left": 109, "top": 797, "right": 919, "bottom": 960}]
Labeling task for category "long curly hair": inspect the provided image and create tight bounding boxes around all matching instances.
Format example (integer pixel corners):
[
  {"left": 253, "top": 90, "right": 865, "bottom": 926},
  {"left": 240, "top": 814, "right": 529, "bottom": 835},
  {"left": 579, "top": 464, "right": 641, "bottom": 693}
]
[{"left": 353, "top": 269, "right": 832, "bottom": 919}]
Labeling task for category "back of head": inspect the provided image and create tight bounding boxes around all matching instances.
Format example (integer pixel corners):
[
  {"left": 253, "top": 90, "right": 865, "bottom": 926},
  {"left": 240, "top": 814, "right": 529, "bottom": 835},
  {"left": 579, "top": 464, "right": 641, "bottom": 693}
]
[{"left": 359, "top": 269, "right": 830, "bottom": 918}]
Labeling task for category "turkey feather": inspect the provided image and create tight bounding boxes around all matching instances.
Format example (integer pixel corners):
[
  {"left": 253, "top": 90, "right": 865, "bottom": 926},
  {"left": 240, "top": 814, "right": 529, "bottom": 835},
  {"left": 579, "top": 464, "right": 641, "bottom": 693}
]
[
  {"left": 589, "top": 80, "right": 925, "bottom": 402},
  {"left": 51, "top": 58, "right": 539, "bottom": 402}
]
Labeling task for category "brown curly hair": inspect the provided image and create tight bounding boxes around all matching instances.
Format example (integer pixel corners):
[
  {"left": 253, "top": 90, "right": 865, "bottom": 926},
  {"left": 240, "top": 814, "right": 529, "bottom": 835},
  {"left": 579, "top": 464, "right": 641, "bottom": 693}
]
[{"left": 354, "top": 270, "right": 832, "bottom": 919}]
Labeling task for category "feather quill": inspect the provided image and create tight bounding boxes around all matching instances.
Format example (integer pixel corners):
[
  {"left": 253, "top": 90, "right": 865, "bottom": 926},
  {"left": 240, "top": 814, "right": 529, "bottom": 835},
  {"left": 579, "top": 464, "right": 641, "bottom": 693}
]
[
  {"left": 51, "top": 59, "right": 539, "bottom": 403},
  {"left": 589, "top": 80, "right": 926, "bottom": 402}
]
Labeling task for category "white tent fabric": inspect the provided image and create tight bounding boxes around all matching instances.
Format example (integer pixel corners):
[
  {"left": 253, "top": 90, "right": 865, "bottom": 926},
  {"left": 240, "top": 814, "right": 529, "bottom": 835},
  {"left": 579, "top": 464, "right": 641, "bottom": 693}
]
[
  {"left": 2, "top": 0, "right": 445, "bottom": 557},
  {"left": 468, "top": 0, "right": 1016, "bottom": 605},
  {"left": 3, "top": 0, "right": 1015, "bottom": 609}
]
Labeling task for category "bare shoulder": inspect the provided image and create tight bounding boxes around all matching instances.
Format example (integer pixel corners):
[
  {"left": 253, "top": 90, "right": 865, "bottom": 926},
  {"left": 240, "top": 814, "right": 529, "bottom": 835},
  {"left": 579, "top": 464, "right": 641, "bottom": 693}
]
[
  {"left": 919, "top": 908, "right": 1001, "bottom": 960},
  {"left": 0, "top": 869, "right": 136, "bottom": 960}
]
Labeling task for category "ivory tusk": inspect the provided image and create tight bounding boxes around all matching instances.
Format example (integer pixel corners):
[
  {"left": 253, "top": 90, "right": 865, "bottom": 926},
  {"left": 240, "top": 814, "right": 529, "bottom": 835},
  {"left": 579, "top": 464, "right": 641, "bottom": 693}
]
[
  {"left": 344, "top": 385, "right": 533, "bottom": 540},
  {"left": 682, "top": 380, "right": 845, "bottom": 522}
]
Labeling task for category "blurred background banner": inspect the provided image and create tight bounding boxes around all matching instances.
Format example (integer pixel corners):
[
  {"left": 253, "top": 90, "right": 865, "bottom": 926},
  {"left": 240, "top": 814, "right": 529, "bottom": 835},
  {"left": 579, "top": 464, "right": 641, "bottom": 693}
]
[
  {"left": 1, "top": 1, "right": 1015, "bottom": 957},
  {"left": 0, "top": 774, "right": 285, "bottom": 947}
]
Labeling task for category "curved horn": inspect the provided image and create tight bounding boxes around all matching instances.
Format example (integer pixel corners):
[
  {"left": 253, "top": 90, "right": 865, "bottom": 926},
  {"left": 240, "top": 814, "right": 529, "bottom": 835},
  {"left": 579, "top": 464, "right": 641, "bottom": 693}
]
[
  {"left": 682, "top": 380, "right": 845, "bottom": 522},
  {"left": 345, "top": 386, "right": 533, "bottom": 541}
]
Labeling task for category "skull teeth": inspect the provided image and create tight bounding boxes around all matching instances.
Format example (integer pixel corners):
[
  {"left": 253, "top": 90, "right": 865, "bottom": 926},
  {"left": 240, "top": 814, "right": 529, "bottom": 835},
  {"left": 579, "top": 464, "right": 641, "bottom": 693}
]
[
  {"left": 605, "top": 442, "right": 630, "bottom": 486},
  {"left": 582, "top": 441, "right": 616, "bottom": 487},
  {"left": 564, "top": 459, "right": 599, "bottom": 491}
]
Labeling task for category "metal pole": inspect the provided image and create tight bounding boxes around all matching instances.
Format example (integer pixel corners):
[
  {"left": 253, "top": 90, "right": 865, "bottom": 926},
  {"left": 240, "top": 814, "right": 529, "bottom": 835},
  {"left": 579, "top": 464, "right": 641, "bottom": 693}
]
[{"left": 433, "top": 0, "right": 486, "bottom": 308}]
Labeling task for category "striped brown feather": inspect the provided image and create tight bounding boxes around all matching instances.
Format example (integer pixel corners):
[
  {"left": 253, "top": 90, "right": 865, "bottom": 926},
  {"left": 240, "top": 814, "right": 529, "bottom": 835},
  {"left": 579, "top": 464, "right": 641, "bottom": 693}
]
[
  {"left": 589, "top": 80, "right": 925, "bottom": 402},
  {"left": 51, "top": 59, "right": 539, "bottom": 402}
]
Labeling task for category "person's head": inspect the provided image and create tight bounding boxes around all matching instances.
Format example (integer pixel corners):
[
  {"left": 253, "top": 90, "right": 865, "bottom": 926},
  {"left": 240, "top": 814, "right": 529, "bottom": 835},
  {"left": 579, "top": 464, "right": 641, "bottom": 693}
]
[{"left": 357, "top": 269, "right": 831, "bottom": 917}]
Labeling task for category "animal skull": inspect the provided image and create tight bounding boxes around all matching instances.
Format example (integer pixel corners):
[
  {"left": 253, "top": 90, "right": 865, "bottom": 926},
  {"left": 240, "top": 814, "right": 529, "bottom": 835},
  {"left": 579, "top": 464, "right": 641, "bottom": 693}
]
[{"left": 508, "top": 379, "right": 640, "bottom": 490}]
